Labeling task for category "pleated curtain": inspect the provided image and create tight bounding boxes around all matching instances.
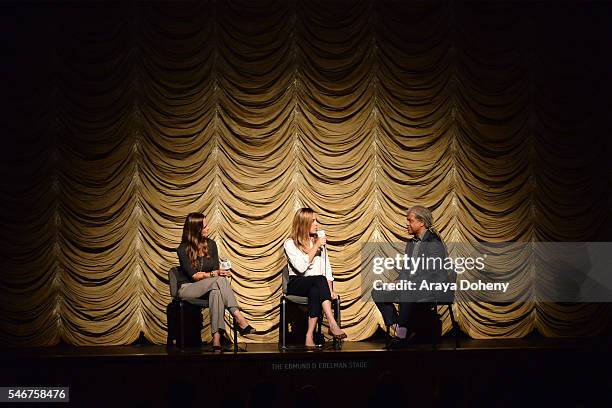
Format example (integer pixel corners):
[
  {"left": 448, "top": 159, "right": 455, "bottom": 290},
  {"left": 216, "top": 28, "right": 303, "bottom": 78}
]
[{"left": 1, "top": 0, "right": 610, "bottom": 346}]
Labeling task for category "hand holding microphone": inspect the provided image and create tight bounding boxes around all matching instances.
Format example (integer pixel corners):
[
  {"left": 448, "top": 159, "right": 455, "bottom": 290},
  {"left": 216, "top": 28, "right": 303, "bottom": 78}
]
[
  {"left": 219, "top": 258, "right": 232, "bottom": 277},
  {"left": 316, "top": 229, "right": 327, "bottom": 249}
]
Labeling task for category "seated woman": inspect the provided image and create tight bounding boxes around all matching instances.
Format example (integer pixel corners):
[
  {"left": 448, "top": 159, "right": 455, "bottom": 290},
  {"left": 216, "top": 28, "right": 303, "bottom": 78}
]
[
  {"left": 177, "top": 212, "right": 255, "bottom": 351},
  {"left": 284, "top": 208, "right": 346, "bottom": 348}
]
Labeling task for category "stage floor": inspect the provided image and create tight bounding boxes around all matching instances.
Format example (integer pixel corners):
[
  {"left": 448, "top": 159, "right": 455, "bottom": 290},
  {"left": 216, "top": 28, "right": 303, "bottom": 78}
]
[
  {"left": 1, "top": 336, "right": 610, "bottom": 407},
  {"left": 0, "top": 335, "right": 607, "bottom": 357}
]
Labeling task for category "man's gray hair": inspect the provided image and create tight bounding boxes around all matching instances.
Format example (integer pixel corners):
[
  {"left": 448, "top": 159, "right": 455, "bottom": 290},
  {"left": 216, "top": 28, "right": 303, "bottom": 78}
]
[{"left": 407, "top": 205, "right": 440, "bottom": 237}]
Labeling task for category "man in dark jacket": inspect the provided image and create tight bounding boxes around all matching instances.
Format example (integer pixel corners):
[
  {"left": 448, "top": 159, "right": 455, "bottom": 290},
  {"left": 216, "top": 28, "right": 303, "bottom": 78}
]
[{"left": 374, "top": 205, "right": 453, "bottom": 348}]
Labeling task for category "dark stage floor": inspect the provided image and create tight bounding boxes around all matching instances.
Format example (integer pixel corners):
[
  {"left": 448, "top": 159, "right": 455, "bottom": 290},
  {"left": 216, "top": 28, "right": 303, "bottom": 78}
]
[{"left": 1, "top": 336, "right": 610, "bottom": 407}]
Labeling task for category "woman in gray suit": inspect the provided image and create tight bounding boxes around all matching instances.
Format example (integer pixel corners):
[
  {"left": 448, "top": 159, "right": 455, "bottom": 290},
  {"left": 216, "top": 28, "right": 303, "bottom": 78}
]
[{"left": 177, "top": 213, "right": 255, "bottom": 351}]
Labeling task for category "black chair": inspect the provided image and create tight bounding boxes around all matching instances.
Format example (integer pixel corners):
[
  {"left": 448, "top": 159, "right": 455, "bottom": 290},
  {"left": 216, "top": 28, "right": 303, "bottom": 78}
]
[
  {"left": 431, "top": 271, "right": 459, "bottom": 348},
  {"left": 278, "top": 266, "right": 342, "bottom": 350},
  {"left": 167, "top": 266, "right": 238, "bottom": 351},
  {"left": 434, "top": 300, "right": 460, "bottom": 348}
]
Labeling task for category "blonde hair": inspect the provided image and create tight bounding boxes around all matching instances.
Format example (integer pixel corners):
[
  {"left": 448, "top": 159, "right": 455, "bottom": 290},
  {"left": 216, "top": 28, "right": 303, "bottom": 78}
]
[{"left": 290, "top": 208, "right": 315, "bottom": 253}]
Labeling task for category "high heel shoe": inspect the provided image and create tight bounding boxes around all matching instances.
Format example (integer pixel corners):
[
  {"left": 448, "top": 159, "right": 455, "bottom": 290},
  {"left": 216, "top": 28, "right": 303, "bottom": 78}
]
[
  {"left": 328, "top": 329, "right": 347, "bottom": 340},
  {"left": 235, "top": 323, "right": 256, "bottom": 335}
]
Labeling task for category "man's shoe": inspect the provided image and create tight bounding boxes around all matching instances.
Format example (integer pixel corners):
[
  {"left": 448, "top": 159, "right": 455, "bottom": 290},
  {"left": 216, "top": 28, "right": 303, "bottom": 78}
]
[
  {"left": 384, "top": 335, "right": 400, "bottom": 349},
  {"left": 386, "top": 338, "right": 409, "bottom": 350},
  {"left": 385, "top": 333, "right": 416, "bottom": 350}
]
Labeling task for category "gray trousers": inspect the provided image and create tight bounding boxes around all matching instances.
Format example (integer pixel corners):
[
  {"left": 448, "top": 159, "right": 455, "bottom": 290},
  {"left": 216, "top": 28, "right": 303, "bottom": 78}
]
[{"left": 178, "top": 276, "right": 239, "bottom": 335}]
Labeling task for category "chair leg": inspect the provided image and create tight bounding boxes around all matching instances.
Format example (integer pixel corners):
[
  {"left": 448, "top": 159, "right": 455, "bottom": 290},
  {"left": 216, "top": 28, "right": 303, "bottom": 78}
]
[
  {"left": 233, "top": 315, "right": 238, "bottom": 352},
  {"left": 448, "top": 304, "right": 459, "bottom": 348},
  {"left": 432, "top": 304, "right": 439, "bottom": 349},
  {"left": 166, "top": 303, "right": 173, "bottom": 347},
  {"left": 333, "top": 297, "right": 342, "bottom": 350},
  {"left": 166, "top": 315, "right": 172, "bottom": 347},
  {"left": 316, "top": 317, "right": 323, "bottom": 347},
  {"left": 334, "top": 296, "right": 341, "bottom": 325},
  {"left": 280, "top": 297, "right": 287, "bottom": 350},
  {"left": 179, "top": 301, "right": 185, "bottom": 349}
]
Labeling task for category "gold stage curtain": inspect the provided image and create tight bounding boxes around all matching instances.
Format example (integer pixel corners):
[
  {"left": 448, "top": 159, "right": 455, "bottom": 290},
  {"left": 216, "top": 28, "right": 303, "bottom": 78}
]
[{"left": 1, "top": 0, "right": 610, "bottom": 345}]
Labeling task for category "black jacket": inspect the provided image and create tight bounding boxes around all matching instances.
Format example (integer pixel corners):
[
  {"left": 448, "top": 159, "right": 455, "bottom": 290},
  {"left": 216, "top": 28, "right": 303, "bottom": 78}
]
[
  {"left": 176, "top": 239, "right": 219, "bottom": 289},
  {"left": 400, "top": 230, "right": 454, "bottom": 302}
]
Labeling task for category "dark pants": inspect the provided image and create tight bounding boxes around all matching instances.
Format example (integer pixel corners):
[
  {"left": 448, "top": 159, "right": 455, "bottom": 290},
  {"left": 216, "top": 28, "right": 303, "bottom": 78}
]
[
  {"left": 374, "top": 300, "right": 431, "bottom": 328},
  {"left": 287, "top": 275, "right": 332, "bottom": 318}
]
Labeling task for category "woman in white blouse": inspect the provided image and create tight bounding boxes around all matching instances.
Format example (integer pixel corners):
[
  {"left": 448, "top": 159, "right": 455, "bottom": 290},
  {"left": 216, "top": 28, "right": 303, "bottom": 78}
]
[{"left": 284, "top": 208, "right": 347, "bottom": 348}]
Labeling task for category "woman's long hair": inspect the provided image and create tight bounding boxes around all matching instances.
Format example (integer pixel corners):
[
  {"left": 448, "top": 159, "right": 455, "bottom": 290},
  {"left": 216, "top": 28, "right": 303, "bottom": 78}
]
[
  {"left": 181, "top": 213, "right": 209, "bottom": 269},
  {"left": 290, "top": 208, "right": 315, "bottom": 253}
]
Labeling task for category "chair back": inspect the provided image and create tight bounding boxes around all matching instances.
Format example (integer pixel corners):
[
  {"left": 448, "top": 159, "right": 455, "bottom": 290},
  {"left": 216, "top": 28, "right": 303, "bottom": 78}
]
[
  {"left": 281, "top": 265, "right": 290, "bottom": 294},
  {"left": 168, "top": 267, "right": 180, "bottom": 299}
]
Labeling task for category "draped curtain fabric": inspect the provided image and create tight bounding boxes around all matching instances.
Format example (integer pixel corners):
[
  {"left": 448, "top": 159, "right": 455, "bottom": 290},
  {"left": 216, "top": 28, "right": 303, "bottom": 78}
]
[{"left": 1, "top": 0, "right": 610, "bottom": 346}]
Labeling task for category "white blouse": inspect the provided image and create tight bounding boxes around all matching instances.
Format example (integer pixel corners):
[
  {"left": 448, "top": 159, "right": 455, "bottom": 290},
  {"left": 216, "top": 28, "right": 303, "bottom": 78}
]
[{"left": 284, "top": 238, "right": 334, "bottom": 281}]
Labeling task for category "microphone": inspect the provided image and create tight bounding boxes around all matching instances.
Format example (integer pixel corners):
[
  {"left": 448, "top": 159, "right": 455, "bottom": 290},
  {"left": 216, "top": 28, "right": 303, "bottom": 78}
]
[
  {"left": 317, "top": 230, "right": 328, "bottom": 276},
  {"left": 219, "top": 258, "right": 232, "bottom": 271},
  {"left": 220, "top": 258, "right": 232, "bottom": 279},
  {"left": 317, "top": 230, "right": 326, "bottom": 248}
]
